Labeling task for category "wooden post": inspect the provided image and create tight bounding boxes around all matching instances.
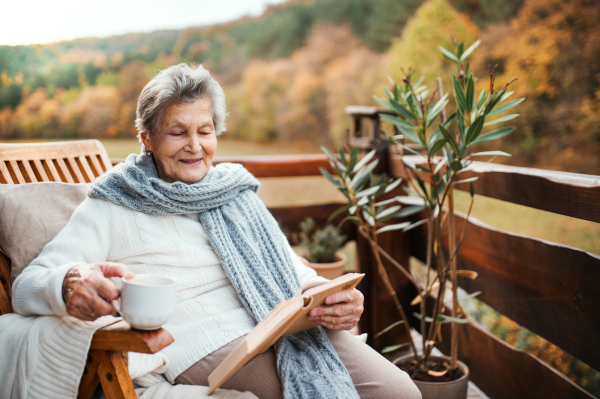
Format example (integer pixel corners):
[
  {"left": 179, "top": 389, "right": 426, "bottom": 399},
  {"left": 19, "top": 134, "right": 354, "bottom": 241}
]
[{"left": 97, "top": 351, "right": 137, "bottom": 399}]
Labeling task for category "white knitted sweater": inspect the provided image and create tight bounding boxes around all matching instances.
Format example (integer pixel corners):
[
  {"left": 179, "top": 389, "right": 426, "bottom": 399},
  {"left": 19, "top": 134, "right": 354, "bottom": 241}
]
[{"left": 11, "top": 197, "right": 325, "bottom": 385}]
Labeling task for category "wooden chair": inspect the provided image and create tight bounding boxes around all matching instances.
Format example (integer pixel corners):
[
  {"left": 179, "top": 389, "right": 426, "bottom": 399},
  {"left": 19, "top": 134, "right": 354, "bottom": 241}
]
[{"left": 0, "top": 140, "right": 174, "bottom": 399}]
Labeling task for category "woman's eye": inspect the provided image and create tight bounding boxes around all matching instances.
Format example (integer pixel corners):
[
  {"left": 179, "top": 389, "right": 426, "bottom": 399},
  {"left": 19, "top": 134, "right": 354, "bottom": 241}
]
[{"left": 170, "top": 132, "right": 184, "bottom": 136}]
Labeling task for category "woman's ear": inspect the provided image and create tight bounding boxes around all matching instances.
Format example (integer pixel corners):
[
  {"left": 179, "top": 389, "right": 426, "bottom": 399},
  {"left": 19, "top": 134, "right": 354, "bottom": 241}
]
[{"left": 140, "top": 132, "right": 152, "bottom": 152}]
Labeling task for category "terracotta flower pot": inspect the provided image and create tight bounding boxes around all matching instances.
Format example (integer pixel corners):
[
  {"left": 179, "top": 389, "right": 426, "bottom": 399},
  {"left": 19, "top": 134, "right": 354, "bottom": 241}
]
[
  {"left": 393, "top": 354, "right": 469, "bottom": 399},
  {"left": 308, "top": 252, "right": 348, "bottom": 280}
]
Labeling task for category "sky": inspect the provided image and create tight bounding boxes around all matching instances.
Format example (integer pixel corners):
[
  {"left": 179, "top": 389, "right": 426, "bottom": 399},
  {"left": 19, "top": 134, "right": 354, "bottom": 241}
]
[{"left": 0, "top": 0, "right": 287, "bottom": 46}]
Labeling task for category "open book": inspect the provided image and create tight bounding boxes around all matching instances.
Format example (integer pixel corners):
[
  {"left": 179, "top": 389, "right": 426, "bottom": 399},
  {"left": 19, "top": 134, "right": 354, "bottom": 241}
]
[{"left": 207, "top": 273, "right": 364, "bottom": 394}]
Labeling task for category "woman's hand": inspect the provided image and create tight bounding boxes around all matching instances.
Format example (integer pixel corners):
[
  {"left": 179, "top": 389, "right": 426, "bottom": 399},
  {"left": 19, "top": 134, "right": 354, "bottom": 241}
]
[
  {"left": 307, "top": 288, "right": 364, "bottom": 330},
  {"left": 62, "top": 262, "right": 134, "bottom": 321}
]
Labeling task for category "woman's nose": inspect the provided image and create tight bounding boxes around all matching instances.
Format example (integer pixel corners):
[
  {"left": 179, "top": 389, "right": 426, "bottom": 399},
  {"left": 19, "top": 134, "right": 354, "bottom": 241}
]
[{"left": 184, "top": 133, "right": 202, "bottom": 152}]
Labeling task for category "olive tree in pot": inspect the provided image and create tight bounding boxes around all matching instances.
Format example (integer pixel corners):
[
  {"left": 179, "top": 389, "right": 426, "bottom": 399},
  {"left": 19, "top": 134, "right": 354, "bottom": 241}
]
[
  {"left": 321, "top": 39, "right": 523, "bottom": 399},
  {"left": 296, "top": 217, "right": 347, "bottom": 280}
]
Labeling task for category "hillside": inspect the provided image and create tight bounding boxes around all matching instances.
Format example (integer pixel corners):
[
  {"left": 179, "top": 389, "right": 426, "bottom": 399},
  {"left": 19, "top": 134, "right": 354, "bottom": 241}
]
[{"left": 2, "top": 0, "right": 600, "bottom": 175}]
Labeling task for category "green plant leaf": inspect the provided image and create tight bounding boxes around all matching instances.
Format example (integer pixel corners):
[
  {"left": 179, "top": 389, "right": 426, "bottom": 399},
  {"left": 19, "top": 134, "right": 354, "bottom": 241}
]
[
  {"left": 381, "top": 343, "right": 412, "bottom": 354},
  {"left": 439, "top": 315, "right": 470, "bottom": 324},
  {"left": 384, "top": 178, "right": 402, "bottom": 194},
  {"left": 460, "top": 39, "right": 481, "bottom": 62},
  {"left": 452, "top": 75, "right": 468, "bottom": 111},
  {"left": 465, "top": 115, "right": 485, "bottom": 145},
  {"left": 380, "top": 114, "right": 421, "bottom": 145},
  {"left": 389, "top": 98, "right": 417, "bottom": 121},
  {"left": 327, "top": 205, "right": 351, "bottom": 222},
  {"left": 462, "top": 291, "right": 481, "bottom": 301},
  {"left": 395, "top": 205, "right": 425, "bottom": 218},
  {"left": 477, "top": 88, "right": 487, "bottom": 110},
  {"left": 352, "top": 149, "right": 376, "bottom": 173},
  {"left": 465, "top": 76, "right": 475, "bottom": 113},
  {"left": 377, "top": 222, "right": 411, "bottom": 234},
  {"left": 439, "top": 46, "right": 459, "bottom": 63},
  {"left": 439, "top": 124, "right": 459, "bottom": 154},
  {"left": 373, "top": 95, "right": 392, "bottom": 111},
  {"left": 356, "top": 185, "right": 381, "bottom": 198},
  {"left": 374, "top": 320, "right": 405, "bottom": 338},
  {"left": 402, "top": 218, "right": 428, "bottom": 232},
  {"left": 376, "top": 205, "right": 401, "bottom": 220},
  {"left": 470, "top": 126, "right": 516, "bottom": 146},
  {"left": 470, "top": 151, "right": 511, "bottom": 157},
  {"left": 350, "top": 159, "right": 378, "bottom": 189},
  {"left": 488, "top": 98, "right": 525, "bottom": 116},
  {"left": 320, "top": 167, "right": 341, "bottom": 188},
  {"left": 428, "top": 137, "right": 447, "bottom": 157},
  {"left": 321, "top": 146, "right": 335, "bottom": 161},
  {"left": 469, "top": 182, "right": 475, "bottom": 197},
  {"left": 483, "top": 114, "right": 519, "bottom": 126},
  {"left": 397, "top": 196, "right": 425, "bottom": 206},
  {"left": 401, "top": 156, "right": 416, "bottom": 170}
]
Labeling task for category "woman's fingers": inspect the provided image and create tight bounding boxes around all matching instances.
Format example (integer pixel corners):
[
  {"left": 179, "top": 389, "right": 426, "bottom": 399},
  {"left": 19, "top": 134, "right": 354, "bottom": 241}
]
[
  {"left": 63, "top": 263, "right": 126, "bottom": 321},
  {"left": 307, "top": 288, "right": 364, "bottom": 330},
  {"left": 98, "top": 262, "right": 135, "bottom": 279}
]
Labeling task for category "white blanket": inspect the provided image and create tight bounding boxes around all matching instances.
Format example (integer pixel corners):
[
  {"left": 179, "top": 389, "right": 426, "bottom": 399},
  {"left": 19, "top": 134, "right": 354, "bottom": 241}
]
[{"left": 0, "top": 313, "right": 257, "bottom": 399}]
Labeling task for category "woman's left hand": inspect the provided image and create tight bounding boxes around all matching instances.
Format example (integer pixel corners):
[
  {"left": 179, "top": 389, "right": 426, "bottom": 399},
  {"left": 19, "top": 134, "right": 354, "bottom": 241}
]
[{"left": 307, "top": 288, "right": 364, "bottom": 330}]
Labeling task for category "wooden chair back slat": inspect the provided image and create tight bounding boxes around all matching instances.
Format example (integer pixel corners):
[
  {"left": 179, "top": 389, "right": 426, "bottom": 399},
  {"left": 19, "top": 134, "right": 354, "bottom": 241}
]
[
  {"left": 66, "top": 157, "right": 86, "bottom": 183},
  {"left": 31, "top": 160, "right": 50, "bottom": 182},
  {"left": 0, "top": 140, "right": 111, "bottom": 185},
  {"left": 0, "top": 140, "right": 113, "bottom": 317},
  {"left": 0, "top": 161, "right": 13, "bottom": 184},
  {"left": 42, "top": 158, "right": 61, "bottom": 181},
  {"left": 7, "top": 161, "right": 26, "bottom": 184}
]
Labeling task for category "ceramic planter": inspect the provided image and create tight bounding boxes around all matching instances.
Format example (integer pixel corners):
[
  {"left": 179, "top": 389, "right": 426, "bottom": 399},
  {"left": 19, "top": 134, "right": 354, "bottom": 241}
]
[
  {"left": 393, "top": 354, "right": 469, "bottom": 399},
  {"left": 308, "top": 252, "right": 347, "bottom": 280}
]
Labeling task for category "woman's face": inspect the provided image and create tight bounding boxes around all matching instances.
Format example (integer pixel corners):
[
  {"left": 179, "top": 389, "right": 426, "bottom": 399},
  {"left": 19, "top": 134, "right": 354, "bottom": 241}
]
[{"left": 141, "top": 97, "right": 217, "bottom": 184}]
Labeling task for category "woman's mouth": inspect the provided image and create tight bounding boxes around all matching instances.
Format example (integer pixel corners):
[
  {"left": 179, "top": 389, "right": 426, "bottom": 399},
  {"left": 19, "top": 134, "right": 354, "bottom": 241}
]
[{"left": 179, "top": 158, "right": 203, "bottom": 166}]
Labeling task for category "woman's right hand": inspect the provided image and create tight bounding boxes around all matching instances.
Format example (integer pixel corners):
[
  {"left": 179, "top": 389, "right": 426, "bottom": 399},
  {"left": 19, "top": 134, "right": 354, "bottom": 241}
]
[{"left": 62, "top": 262, "right": 134, "bottom": 321}]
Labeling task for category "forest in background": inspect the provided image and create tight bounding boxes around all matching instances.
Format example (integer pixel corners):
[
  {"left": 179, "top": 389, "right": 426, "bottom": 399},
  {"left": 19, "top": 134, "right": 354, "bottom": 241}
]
[{"left": 1, "top": 0, "right": 600, "bottom": 174}]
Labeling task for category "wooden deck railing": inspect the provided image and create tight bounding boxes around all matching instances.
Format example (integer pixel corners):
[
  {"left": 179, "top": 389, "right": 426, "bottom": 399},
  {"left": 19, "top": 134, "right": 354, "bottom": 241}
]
[{"left": 196, "top": 151, "right": 599, "bottom": 399}]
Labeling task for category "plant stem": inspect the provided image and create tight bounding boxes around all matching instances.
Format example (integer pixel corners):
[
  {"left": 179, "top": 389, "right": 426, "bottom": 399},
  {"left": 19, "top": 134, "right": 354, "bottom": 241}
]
[
  {"left": 360, "top": 228, "right": 419, "bottom": 359},
  {"left": 449, "top": 190, "right": 458, "bottom": 371}
]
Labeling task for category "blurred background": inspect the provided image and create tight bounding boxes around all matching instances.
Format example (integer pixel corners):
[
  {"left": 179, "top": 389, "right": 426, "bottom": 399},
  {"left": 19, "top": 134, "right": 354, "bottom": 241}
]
[{"left": 1, "top": 0, "right": 599, "bottom": 394}]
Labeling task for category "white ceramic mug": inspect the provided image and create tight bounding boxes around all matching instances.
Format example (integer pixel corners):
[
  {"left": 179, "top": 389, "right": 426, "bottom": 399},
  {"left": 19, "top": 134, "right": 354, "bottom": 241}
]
[{"left": 117, "top": 274, "right": 177, "bottom": 330}]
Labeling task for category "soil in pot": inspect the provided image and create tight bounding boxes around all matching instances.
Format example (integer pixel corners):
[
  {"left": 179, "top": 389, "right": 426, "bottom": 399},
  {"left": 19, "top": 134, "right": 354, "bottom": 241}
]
[{"left": 396, "top": 357, "right": 465, "bottom": 383}]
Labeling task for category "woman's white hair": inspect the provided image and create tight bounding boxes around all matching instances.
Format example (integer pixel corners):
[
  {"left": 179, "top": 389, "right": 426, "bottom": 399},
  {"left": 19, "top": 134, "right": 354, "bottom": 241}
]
[{"left": 135, "top": 63, "right": 226, "bottom": 139}]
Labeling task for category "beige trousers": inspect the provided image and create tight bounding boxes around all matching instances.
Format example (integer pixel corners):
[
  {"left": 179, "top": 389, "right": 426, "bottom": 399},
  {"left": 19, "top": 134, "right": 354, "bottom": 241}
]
[{"left": 175, "top": 329, "right": 421, "bottom": 399}]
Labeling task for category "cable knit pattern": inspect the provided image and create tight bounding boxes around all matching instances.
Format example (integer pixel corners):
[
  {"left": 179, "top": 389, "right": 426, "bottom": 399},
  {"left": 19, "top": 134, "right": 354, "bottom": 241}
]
[{"left": 89, "top": 152, "right": 359, "bottom": 399}]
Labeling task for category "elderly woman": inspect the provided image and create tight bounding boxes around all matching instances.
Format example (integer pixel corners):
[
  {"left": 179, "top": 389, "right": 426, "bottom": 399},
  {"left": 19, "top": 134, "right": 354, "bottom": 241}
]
[{"left": 12, "top": 64, "right": 420, "bottom": 399}]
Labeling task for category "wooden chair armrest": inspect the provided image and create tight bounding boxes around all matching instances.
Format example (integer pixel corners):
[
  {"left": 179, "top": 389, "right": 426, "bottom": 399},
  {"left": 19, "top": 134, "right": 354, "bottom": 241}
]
[{"left": 90, "top": 320, "right": 174, "bottom": 353}]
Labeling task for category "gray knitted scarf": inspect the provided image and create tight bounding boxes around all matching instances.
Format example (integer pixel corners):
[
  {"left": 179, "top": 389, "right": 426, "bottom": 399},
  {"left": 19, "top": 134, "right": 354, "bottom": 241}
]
[{"left": 89, "top": 152, "right": 359, "bottom": 399}]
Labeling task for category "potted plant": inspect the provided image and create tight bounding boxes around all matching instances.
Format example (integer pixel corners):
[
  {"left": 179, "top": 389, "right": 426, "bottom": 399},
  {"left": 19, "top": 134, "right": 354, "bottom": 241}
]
[
  {"left": 296, "top": 217, "right": 347, "bottom": 280},
  {"left": 320, "top": 38, "right": 523, "bottom": 399}
]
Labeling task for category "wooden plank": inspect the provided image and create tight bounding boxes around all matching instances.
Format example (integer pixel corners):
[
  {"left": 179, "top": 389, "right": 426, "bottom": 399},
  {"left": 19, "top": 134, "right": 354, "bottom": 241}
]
[
  {"left": 54, "top": 158, "right": 75, "bottom": 183},
  {"left": 31, "top": 160, "right": 50, "bottom": 182},
  {"left": 7, "top": 161, "right": 25, "bottom": 184},
  {"left": 87, "top": 155, "right": 104, "bottom": 178},
  {"left": 97, "top": 351, "right": 137, "bottom": 399},
  {"left": 0, "top": 282, "right": 12, "bottom": 315},
  {"left": 0, "top": 253, "right": 10, "bottom": 286},
  {"left": 410, "top": 211, "right": 600, "bottom": 371},
  {"left": 0, "top": 161, "right": 13, "bottom": 184},
  {"left": 213, "top": 154, "right": 334, "bottom": 178},
  {"left": 0, "top": 140, "right": 107, "bottom": 161},
  {"left": 267, "top": 203, "right": 356, "bottom": 243},
  {"left": 77, "top": 349, "right": 102, "bottom": 399},
  {"left": 20, "top": 160, "right": 37, "bottom": 182},
  {"left": 90, "top": 320, "right": 174, "bottom": 353},
  {"left": 77, "top": 156, "right": 95, "bottom": 183},
  {"left": 65, "top": 157, "right": 86, "bottom": 183},
  {"left": 434, "top": 319, "right": 595, "bottom": 399},
  {"left": 390, "top": 154, "right": 600, "bottom": 223},
  {"left": 43, "top": 159, "right": 61, "bottom": 182}
]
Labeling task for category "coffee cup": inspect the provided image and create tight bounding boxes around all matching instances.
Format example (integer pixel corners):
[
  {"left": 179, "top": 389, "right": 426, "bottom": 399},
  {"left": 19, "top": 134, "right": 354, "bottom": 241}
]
[{"left": 116, "top": 274, "right": 177, "bottom": 330}]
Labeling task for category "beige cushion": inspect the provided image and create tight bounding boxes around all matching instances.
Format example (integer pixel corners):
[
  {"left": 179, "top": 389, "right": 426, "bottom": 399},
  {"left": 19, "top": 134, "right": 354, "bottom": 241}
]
[{"left": 0, "top": 182, "right": 91, "bottom": 285}]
